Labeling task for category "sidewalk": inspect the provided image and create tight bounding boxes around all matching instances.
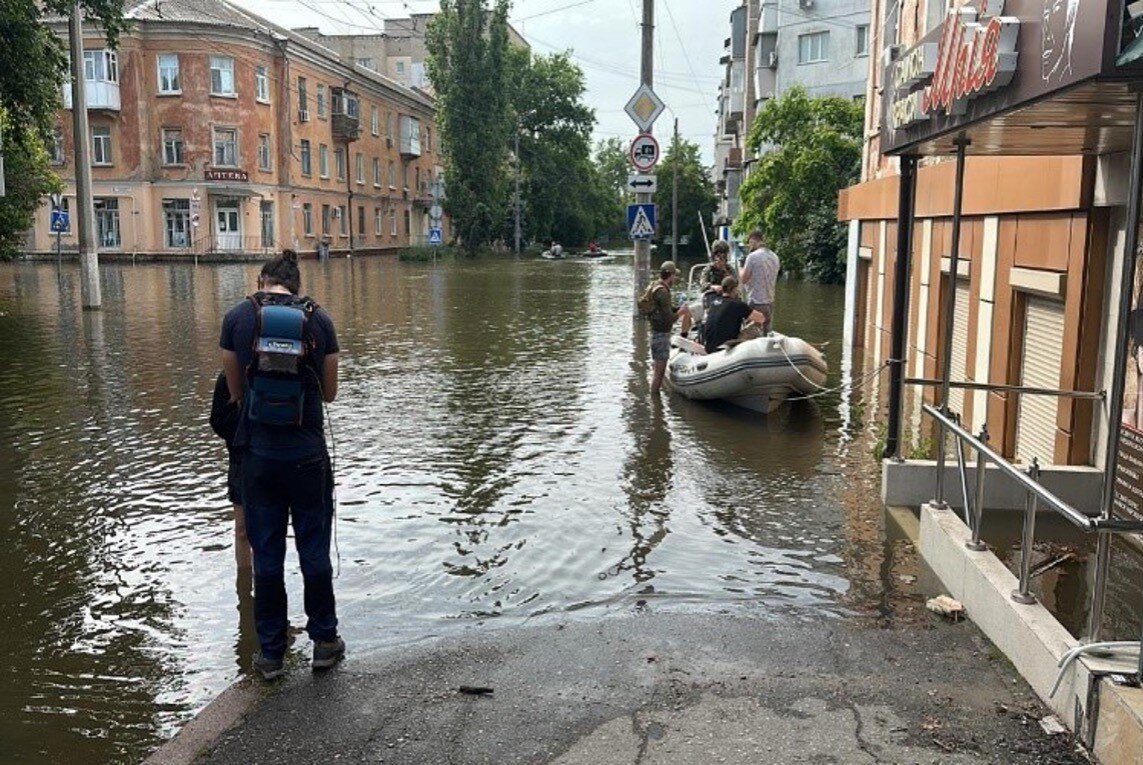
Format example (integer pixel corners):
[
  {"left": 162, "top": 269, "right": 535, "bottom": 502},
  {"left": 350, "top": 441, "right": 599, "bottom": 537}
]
[{"left": 182, "top": 611, "right": 1083, "bottom": 764}]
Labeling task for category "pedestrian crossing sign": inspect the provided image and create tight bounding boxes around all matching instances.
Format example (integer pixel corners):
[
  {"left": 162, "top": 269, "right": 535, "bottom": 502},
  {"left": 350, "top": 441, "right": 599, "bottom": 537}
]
[
  {"left": 627, "top": 203, "right": 656, "bottom": 240},
  {"left": 429, "top": 227, "right": 442, "bottom": 246}
]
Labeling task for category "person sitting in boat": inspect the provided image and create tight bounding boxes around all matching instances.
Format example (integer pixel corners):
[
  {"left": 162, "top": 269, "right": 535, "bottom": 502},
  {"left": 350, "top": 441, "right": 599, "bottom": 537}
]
[
  {"left": 699, "top": 241, "right": 733, "bottom": 310},
  {"left": 551, "top": 241, "right": 564, "bottom": 258},
  {"left": 588, "top": 240, "right": 600, "bottom": 254},
  {"left": 703, "top": 276, "right": 769, "bottom": 354}
]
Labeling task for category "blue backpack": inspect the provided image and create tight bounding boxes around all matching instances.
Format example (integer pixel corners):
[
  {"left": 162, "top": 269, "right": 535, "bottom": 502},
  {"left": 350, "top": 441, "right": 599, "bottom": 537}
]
[{"left": 245, "top": 296, "right": 316, "bottom": 427}]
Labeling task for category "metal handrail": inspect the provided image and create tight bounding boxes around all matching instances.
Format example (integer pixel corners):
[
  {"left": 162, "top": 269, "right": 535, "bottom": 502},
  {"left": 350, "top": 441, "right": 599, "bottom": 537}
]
[{"left": 907, "top": 378, "right": 1104, "bottom": 400}]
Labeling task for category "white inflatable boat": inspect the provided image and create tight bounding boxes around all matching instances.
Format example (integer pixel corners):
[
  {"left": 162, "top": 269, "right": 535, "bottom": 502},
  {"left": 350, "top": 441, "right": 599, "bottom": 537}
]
[{"left": 668, "top": 333, "right": 828, "bottom": 413}]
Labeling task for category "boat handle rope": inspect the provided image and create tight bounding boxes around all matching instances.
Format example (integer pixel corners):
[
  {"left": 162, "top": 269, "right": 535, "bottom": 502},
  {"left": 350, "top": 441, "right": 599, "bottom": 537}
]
[{"left": 782, "top": 357, "right": 897, "bottom": 403}]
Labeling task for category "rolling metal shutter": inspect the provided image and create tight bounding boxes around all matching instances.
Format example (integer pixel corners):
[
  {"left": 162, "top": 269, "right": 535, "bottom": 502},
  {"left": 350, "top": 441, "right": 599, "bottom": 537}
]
[
  {"left": 1015, "top": 296, "right": 1065, "bottom": 465},
  {"left": 947, "top": 281, "right": 970, "bottom": 417}
]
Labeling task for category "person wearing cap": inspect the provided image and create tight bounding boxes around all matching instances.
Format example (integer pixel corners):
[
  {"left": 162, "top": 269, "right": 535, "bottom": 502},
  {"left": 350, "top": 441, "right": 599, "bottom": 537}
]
[
  {"left": 647, "top": 260, "right": 691, "bottom": 394},
  {"left": 700, "top": 241, "right": 733, "bottom": 294}
]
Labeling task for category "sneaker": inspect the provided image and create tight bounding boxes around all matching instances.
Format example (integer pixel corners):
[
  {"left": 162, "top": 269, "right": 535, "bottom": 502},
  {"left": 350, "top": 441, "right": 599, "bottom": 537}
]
[
  {"left": 252, "top": 652, "right": 286, "bottom": 681},
  {"left": 312, "top": 637, "right": 346, "bottom": 670}
]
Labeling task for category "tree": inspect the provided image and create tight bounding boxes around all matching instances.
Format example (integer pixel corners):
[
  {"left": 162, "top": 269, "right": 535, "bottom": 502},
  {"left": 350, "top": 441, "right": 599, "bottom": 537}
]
[
  {"left": 0, "top": 1, "right": 128, "bottom": 257},
  {"left": 653, "top": 135, "right": 717, "bottom": 257},
  {"left": 426, "top": 0, "right": 512, "bottom": 256},
  {"left": 591, "top": 137, "right": 629, "bottom": 240},
  {"left": 736, "top": 86, "right": 862, "bottom": 283}
]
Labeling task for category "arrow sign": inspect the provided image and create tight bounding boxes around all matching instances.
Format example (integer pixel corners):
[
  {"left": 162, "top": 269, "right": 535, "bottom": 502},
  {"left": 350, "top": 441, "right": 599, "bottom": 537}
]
[
  {"left": 626, "top": 174, "right": 657, "bottom": 194},
  {"left": 627, "top": 203, "right": 656, "bottom": 240}
]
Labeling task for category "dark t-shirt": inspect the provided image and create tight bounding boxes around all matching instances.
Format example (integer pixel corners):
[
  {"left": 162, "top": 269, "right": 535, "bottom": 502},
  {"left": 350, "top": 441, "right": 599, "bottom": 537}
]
[
  {"left": 704, "top": 295, "right": 753, "bottom": 353},
  {"left": 219, "top": 292, "right": 339, "bottom": 460}
]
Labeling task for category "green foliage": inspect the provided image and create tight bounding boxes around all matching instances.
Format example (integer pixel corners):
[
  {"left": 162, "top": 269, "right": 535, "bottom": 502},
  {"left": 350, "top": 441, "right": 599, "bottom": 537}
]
[
  {"left": 736, "top": 86, "right": 862, "bottom": 283},
  {"left": 426, "top": 0, "right": 513, "bottom": 257},
  {"left": 653, "top": 135, "right": 717, "bottom": 256},
  {"left": 398, "top": 245, "right": 459, "bottom": 262},
  {"left": 591, "top": 138, "right": 629, "bottom": 240},
  {"left": 0, "top": 0, "right": 128, "bottom": 256}
]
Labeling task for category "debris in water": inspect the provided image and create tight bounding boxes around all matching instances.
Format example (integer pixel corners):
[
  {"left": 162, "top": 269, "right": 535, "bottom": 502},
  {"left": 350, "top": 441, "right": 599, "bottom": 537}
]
[
  {"left": 1030, "top": 553, "right": 1075, "bottom": 579},
  {"left": 1039, "top": 715, "right": 1067, "bottom": 736},
  {"left": 925, "top": 595, "right": 965, "bottom": 621},
  {"left": 458, "top": 685, "right": 494, "bottom": 696}
]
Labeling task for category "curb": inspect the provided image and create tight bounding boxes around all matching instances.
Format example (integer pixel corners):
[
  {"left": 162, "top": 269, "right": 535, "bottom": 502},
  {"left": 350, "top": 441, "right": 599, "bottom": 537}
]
[{"left": 143, "top": 679, "right": 264, "bottom": 765}]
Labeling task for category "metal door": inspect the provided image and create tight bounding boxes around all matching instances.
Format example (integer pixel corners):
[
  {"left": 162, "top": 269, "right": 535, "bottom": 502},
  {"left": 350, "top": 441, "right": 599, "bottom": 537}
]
[
  {"left": 215, "top": 202, "right": 241, "bottom": 251},
  {"left": 947, "top": 280, "right": 970, "bottom": 418},
  {"left": 1015, "top": 296, "right": 1066, "bottom": 464}
]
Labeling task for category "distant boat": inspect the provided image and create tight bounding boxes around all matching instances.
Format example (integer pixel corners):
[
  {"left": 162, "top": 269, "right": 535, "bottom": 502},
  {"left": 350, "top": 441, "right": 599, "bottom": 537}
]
[
  {"left": 540, "top": 249, "right": 565, "bottom": 260},
  {"left": 582, "top": 248, "right": 609, "bottom": 258},
  {"left": 668, "top": 333, "right": 828, "bottom": 414}
]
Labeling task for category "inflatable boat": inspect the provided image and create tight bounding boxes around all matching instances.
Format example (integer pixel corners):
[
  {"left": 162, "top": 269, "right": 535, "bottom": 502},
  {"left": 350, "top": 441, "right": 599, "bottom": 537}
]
[{"left": 667, "top": 333, "right": 828, "bottom": 413}]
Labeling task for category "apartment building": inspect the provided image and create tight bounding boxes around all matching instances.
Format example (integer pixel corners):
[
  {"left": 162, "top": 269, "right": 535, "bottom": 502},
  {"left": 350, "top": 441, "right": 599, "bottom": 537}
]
[
  {"left": 714, "top": 0, "right": 871, "bottom": 230},
  {"left": 34, "top": 0, "right": 444, "bottom": 259}
]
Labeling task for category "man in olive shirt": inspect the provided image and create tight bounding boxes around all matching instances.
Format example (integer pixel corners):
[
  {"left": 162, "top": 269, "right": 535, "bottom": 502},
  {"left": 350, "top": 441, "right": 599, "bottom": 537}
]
[{"left": 648, "top": 261, "right": 690, "bottom": 394}]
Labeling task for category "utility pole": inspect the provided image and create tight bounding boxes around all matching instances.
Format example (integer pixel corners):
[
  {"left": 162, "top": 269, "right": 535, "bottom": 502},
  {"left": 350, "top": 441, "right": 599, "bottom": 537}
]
[
  {"left": 671, "top": 117, "right": 678, "bottom": 263},
  {"left": 634, "top": 0, "right": 654, "bottom": 299},
  {"left": 514, "top": 129, "right": 522, "bottom": 256},
  {"left": 69, "top": 2, "right": 101, "bottom": 309}
]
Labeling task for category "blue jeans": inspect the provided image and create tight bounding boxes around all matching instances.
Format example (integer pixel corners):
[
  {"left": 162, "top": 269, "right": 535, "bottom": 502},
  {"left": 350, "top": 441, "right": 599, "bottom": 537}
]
[{"left": 242, "top": 451, "right": 337, "bottom": 660}]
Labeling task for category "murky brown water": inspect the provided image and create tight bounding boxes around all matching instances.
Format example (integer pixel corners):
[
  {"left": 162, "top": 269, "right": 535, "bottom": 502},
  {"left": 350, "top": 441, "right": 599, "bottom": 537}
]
[{"left": 0, "top": 254, "right": 884, "bottom": 763}]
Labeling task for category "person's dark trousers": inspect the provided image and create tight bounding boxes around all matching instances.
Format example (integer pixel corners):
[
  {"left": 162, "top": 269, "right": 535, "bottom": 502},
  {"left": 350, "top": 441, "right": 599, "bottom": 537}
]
[{"left": 242, "top": 451, "right": 337, "bottom": 661}]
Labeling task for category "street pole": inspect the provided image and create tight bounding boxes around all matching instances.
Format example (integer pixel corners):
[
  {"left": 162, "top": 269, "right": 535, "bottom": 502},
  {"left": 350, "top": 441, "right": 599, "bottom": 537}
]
[
  {"left": 514, "top": 128, "right": 522, "bottom": 256},
  {"left": 671, "top": 117, "right": 678, "bottom": 263},
  {"left": 69, "top": 2, "right": 101, "bottom": 309},
  {"left": 634, "top": 0, "right": 654, "bottom": 306}
]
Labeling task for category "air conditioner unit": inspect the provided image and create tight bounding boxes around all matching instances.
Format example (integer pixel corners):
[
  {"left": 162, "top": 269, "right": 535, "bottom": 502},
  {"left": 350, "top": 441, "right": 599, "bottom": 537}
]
[
  {"left": 386, "top": 137, "right": 393, "bottom": 148},
  {"left": 799, "top": 0, "right": 813, "bottom": 8},
  {"left": 881, "top": 44, "right": 902, "bottom": 67},
  {"left": 332, "top": 207, "right": 342, "bottom": 218},
  {"left": 299, "top": 108, "right": 310, "bottom": 123},
  {"left": 767, "top": 51, "right": 779, "bottom": 68}
]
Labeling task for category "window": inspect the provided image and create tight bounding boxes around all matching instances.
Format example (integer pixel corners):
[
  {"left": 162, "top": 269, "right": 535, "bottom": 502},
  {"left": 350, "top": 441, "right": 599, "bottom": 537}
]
[
  {"left": 332, "top": 89, "right": 359, "bottom": 118},
  {"left": 51, "top": 126, "right": 65, "bottom": 165},
  {"left": 396, "top": 61, "right": 405, "bottom": 75},
  {"left": 317, "top": 84, "right": 327, "bottom": 118},
  {"left": 319, "top": 144, "right": 329, "bottom": 178},
  {"left": 91, "top": 125, "right": 112, "bottom": 164},
  {"left": 302, "top": 203, "right": 314, "bottom": 236},
  {"left": 321, "top": 204, "right": 331, "bottom": 235},
  {"left": 386, "top": 112, "right": 394, "bottom": 141},
  {"left": 388, "top": 160, "right": 396, "bottom": 188},
  {"left": 258, "top": 133, "right": 272, "bottom": 171},
  {"left": 83, "top": 50, "right": 117, "bottom": 83},
  {"left": 298, "top": 76, "right": 308, "bottom": 113},
  {"left": 855, "top": 25, "right": 869, "bottom": 57},
  {"left": 300, "top": 139, "right": 312, "bottom": 175},
  {"left": 375, "top": 207, "right": 382, "bottom": 235},
  {"left": 93, "top": 198, "right": 120, "bottom": 247},
  {"left": 210, "top": 56, "right": 235, "bottom": 95},
  {"left": 163, "top": 199, "right": 190, "bottom": 247},
  {"left": 415, "top": 167, "right": 421, "bottom": 192},
  {"left": 373, "top": 157, "right": 381, "bottom": 187},
  {"left": 357, "top": 206, "right": 365, "bottom": 236},
  {"left": 390, "top": 208, "right": 397, "bottom": 236},
  {"left": 260, "top": 201, "right": 274, "bottom": 249},
  {"left": 213, "top": 127, "right": 238, "bottom": 166},
  {"left": 338, "top": 205, "right": 348, "bottom": 236},
  {"left": 158, "top": 53, "right": 180, "bottom": 93},
  {"left": 402, "top": 162, "right": 409, "bottom": 190},
  {"left": 355, "top": 152, "right": 364, "bottom": 184},
  {"left": 256, "top": 65, "right": 270, "bottom": 102},
  {"left": 424, "top": 127, "right": 431, "bottom": 153},
  {"left": 356, "top": 57, "right": 374, "bottom": 70},
  {"left": 371, "top": 105, "right": 379, "bottom": 136},
  {"left": 798, "top": 32, "right": 829, "bottom": 64},
  {"left": 335, "top": 148, "right": 345, "bottom": 180},
  {"left": 161, "top": 128, "right": 184, "bottom": 165}
]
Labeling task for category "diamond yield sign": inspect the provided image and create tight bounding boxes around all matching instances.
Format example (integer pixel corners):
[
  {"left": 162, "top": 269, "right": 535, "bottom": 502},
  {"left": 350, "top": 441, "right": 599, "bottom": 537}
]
[
  {"left": 629, "top": 134, "right": 659, "bottom": 173},
  {"left": 627, "top": 203, "right": 656, "bottom": 240},
  {"left": 624, "top": 84, "right": 665, "bottom": 132}
]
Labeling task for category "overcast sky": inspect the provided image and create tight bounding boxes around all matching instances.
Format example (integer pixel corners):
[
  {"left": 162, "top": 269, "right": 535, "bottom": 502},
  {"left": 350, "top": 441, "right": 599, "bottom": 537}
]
[{"left": 231, "top": 0, "right": 737, "bottom": 164}]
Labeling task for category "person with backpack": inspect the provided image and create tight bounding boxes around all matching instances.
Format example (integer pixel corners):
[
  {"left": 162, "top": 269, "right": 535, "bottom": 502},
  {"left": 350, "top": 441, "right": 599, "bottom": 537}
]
[
  {"left": 639, "top": 260, "right": 691, "bottom": 394},
  {"left": 219, "top": 250, "right": 343, "bottom": 680}
]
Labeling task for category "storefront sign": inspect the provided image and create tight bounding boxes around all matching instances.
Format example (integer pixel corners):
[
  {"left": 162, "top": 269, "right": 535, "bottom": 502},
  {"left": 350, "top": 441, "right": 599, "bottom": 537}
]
[
  {"left": 1114, "top": 424, "right": 1143, "bottom": 523},
  {"left": 888, "top": 3, "right": 1019, "bottom": 130},
  {"left": 205, "top": 169, "right": 248, "bottom": 182}
]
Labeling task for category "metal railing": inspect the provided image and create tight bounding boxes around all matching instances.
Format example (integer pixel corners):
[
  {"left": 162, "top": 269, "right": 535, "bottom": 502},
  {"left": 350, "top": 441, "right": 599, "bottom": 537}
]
[{"left": 923, "top": 403, "right": 1143, "bottom": 682}]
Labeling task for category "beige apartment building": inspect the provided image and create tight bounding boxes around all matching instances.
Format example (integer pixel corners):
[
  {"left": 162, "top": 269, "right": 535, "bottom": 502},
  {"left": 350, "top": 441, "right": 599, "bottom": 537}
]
[{"left": 34, "top": 0, "right": 445, "bottom": 259}]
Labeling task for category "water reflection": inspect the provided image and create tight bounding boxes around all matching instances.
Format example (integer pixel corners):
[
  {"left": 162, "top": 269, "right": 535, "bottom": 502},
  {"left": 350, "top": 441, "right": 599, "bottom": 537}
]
[{"left": 0, "top": 256, "right": 874, "bottom": 762}]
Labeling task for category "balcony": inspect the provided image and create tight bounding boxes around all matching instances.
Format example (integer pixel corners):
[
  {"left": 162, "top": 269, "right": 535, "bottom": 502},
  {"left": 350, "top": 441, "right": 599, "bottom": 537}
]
[
  {"left": 62, "top": 80, "right": 120, "bottom": 112},
  {"left": 399, "top": 115, "right": 421, "bottom": 158},
  {"left": 331, "top": 88, "right": 360, "bottom": 141}
]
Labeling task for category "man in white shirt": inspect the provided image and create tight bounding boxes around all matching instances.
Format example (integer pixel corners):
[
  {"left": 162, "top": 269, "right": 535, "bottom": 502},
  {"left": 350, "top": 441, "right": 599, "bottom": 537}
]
[{"left": 739, "top": 230, "right": 780, "bottom": 334}]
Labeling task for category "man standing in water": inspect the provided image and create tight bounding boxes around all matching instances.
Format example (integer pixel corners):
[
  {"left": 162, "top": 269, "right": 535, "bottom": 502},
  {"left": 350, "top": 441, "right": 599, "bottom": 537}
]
[
  {"left": 219, "top": 250, "right": 344, "bottom": 680},
  {"left": 644, "top": 260, "right": 691, "bottom": 394},
  {"left": 739, "top": 230, "right": 780, "bottom": 334}
]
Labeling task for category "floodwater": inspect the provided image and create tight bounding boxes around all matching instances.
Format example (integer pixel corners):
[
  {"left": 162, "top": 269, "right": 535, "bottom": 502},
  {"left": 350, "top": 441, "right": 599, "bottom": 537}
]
[{"left": 0, "top": 253, "right": 889, "bottom": 764}]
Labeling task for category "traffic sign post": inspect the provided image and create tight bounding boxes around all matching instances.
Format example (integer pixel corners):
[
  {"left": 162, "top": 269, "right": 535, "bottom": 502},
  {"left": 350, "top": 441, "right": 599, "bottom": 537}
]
[
  {"left": 629, "top": 134, "right": 660, "bottom": 173},
  {"left": 626, "top": 174, "right": 657, "bottom": 194},
  {"left": 627, "top": 203, "right": 656, "bottom": 240}
]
